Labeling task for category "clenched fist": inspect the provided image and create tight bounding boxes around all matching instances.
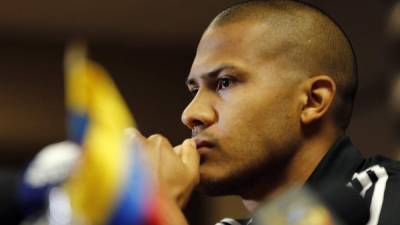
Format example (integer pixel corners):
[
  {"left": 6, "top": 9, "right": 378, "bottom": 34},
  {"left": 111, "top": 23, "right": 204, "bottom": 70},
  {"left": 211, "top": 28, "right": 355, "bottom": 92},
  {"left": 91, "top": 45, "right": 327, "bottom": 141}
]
[{"left": 126, "top": 128, "right": 200, "bottom": 208}]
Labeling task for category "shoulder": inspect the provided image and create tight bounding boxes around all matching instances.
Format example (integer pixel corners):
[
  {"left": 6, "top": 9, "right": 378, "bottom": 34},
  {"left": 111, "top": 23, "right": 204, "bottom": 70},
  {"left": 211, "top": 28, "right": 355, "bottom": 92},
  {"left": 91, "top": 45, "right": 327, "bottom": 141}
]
[
  {"left": 350, "top": 155, "right": 400, "bottom": 225},
  {"left": 349, "top": 155, "right": 400, "bottom": 194},
  {"left": 359, "top": 155, "right": 400, "bottom": 174},
  {"left": 351, "top": 155, "right": 400, "bottom": 201}
]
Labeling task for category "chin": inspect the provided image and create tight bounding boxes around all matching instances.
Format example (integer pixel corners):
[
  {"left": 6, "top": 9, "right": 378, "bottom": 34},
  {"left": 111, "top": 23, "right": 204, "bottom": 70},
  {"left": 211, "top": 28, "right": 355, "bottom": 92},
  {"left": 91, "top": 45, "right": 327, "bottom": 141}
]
[
  {"left": 197, "top": 169, "right": 254, "bottom": 196},
  {"left": 197, "top": 177, "right": 237, "bottom": 196}
]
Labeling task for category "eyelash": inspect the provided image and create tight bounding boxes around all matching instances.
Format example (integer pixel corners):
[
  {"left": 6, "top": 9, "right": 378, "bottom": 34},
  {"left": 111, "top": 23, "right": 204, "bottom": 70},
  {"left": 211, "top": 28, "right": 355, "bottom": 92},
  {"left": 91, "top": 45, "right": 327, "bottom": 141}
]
[
  {"left": 216, "top": 77, "right": 234, "bottom": 91},
  {"left": 188, "top": 76, "right": 237, "bottom": 95}
]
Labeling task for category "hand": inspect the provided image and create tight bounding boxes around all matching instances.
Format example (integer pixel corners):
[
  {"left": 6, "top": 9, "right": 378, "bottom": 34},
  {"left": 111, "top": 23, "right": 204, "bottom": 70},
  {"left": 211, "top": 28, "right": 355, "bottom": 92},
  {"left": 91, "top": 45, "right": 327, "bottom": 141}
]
[{"left": 127, "top": 128, "right": 200, "bottom": 208}]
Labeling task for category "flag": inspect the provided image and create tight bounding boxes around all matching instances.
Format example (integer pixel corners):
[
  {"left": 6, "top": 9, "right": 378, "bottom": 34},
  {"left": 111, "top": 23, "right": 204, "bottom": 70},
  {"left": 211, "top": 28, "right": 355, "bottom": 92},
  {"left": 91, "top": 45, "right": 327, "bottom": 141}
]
[{"left": 62, "top": 42, "right": 160, "bottom": 225}]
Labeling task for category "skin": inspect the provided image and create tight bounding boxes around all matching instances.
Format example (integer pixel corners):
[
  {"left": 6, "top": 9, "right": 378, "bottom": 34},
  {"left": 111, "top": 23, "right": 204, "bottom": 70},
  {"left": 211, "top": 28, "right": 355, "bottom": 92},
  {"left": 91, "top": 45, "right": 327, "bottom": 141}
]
[
  {"left": 131, "top": 19, "right": 342, "bottom": 224},
  {"left": 128, "top": 129, "right": 199, "bottom": 225},
  {"left": 183, "top": 21, "right": 306, "bottom": 197}
]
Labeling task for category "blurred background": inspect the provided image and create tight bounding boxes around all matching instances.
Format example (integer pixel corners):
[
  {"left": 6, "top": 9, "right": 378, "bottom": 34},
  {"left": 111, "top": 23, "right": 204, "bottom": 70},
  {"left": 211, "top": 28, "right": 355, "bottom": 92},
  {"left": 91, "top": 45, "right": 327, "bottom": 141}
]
[{"left": 0, "top": 0, "right": 399, "bottom": 224}]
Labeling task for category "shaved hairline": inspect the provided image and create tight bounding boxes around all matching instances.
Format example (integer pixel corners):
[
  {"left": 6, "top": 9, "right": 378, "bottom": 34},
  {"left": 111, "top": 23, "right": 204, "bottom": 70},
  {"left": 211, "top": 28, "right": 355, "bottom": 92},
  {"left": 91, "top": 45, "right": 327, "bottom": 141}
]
[{"left": 208, "top": 0, "right": 358, "bottom": 130}]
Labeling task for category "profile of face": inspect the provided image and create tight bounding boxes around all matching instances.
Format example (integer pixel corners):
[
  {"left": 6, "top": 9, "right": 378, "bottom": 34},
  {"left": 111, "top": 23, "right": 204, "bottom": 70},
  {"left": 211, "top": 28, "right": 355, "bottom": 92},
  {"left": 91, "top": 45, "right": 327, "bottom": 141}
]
[{"left": 181, "top": 21, "right": 306, "bottom": 196}]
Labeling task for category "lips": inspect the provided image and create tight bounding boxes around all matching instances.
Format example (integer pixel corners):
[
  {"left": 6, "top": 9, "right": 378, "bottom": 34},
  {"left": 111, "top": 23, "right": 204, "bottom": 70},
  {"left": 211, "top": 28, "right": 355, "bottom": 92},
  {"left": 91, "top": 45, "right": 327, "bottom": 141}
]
[{"left": 194, "top": 139, "right": 214, "bottom": 153}]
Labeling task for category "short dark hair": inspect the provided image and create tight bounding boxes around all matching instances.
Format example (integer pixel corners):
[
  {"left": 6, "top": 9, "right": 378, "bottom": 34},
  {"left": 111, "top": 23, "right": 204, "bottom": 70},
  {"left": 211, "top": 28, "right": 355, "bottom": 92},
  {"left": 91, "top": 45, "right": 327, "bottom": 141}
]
[{"left": 210, "top": 0, "right": 358, "bottom": 129}]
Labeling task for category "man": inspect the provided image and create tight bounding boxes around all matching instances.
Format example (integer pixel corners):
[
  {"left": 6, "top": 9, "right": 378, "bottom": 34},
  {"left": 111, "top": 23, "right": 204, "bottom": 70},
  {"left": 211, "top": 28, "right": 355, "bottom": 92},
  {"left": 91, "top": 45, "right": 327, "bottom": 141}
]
[{"left": 130, "top": 1, "right": 400, "bottom": 225}]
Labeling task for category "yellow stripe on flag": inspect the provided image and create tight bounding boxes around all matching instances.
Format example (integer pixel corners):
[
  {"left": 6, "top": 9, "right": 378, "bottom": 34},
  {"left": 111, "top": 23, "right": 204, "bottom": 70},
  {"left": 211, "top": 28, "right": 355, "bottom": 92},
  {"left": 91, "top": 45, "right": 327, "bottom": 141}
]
[{"left": 63, "top": 42, "right": 135, "bottom": 224}]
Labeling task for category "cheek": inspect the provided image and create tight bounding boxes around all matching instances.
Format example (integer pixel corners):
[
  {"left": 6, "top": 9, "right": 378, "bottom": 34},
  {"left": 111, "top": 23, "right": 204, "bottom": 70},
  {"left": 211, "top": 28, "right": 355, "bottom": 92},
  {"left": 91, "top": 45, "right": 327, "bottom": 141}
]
[
  {"left": 214, "top": 100, "right": 272, "bottom": 158},
  {"left": 218, "top": 90, "right": 287, "bottom": 135},
  {"left": 216, "top": 89, "right": 300, "bottom": 157}
]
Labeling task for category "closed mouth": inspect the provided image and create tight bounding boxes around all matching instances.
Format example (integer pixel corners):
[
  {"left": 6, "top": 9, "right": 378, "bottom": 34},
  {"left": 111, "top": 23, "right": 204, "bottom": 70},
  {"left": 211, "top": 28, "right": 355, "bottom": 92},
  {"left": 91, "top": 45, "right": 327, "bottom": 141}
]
[{"left": 194, "top": 139, "right": 215, "bottom": 150}]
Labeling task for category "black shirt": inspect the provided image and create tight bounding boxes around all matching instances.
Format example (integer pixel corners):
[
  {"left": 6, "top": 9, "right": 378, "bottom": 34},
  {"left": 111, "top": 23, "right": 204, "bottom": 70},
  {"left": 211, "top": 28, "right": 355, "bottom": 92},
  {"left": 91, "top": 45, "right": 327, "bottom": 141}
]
[{"left": 215, "top": 136, "right": 400, "bottom": 225}]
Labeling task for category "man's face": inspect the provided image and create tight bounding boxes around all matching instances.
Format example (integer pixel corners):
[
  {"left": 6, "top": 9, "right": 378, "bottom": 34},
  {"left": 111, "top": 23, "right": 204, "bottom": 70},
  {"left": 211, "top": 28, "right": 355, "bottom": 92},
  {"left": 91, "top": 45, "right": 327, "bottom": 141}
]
[{"left": 181, "top": 21, "right": 303, "bottom": 196}]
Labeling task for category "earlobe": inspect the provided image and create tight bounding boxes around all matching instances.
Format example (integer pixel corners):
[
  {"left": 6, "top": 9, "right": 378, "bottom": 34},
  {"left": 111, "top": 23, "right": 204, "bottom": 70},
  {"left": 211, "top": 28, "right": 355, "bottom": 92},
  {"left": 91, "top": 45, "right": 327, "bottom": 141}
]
[{"left": 300, "top": 75, "right": 336, "bottom": 125}]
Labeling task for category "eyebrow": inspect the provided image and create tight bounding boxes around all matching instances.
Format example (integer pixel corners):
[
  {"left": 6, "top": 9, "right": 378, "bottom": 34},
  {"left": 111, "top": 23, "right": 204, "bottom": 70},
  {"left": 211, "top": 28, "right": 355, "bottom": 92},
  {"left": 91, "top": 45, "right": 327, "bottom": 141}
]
[{"left": 185, "top": 65, "right": 235, "bottom": 86}]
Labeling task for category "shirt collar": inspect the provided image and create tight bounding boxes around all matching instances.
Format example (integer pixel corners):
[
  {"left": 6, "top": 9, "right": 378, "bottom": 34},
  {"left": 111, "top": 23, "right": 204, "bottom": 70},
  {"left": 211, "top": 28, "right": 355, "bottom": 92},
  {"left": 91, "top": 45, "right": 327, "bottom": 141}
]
[{"left": 306, "top": 135, "right": 365, "bottom": 187}]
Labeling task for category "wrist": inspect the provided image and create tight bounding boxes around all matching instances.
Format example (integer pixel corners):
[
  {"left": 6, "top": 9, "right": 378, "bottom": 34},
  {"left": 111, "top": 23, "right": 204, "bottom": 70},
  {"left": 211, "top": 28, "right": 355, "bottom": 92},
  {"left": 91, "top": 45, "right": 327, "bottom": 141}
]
[{"left": 159, "top": 193, "right": 189, "bottom": 225}]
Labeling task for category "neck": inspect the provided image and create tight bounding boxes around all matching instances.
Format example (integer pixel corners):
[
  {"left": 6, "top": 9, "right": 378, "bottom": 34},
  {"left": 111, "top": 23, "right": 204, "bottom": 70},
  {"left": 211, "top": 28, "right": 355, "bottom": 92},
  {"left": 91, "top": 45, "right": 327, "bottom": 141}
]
[{"left": 241, "top": 125, "right": 343, "bottom": 212}]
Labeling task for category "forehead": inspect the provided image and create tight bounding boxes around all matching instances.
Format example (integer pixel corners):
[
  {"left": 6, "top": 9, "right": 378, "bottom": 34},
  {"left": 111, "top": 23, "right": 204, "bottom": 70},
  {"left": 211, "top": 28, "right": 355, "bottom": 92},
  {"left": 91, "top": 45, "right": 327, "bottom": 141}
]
[
  {"left": 188, "top": 20, "right": 295, "bottom": 82},
  {"left": 189, "top": 22, "right": 270, "bottom": 78},
  {"left": 198, "top": 22, "right": 265, "bottom": 54}
]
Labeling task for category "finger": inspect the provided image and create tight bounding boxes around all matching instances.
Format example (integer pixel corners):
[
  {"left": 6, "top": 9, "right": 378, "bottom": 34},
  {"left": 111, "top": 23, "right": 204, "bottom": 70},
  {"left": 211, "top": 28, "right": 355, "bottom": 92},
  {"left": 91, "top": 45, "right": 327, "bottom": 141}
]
[
  {"left": 173, "top": 145, "right": 183, "bottom": 157},
  {"left": 147, "top": 134, "right": 173, "bottom": 150},
  {"left": 124, "top": 127, "right": 146, "bottom": 150},
  {"left": 124, "top": 127, "right": 145, "bottom": 140},
  {"left": 181, "top": 139, "right": 200, "bottom": 173},
  {"left": 147, "top": 133, "right": 163, "bottom": 141}
]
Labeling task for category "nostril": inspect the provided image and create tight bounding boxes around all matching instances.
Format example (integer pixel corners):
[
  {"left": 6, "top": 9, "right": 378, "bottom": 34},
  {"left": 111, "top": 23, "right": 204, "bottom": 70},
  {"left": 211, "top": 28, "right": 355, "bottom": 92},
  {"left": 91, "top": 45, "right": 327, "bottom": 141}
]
[
  {"left": 191, "top": 119, "right": 205, "bottom": 131},
  {"left": 191, "top": 119, "right": 204, "bottom": 128}
]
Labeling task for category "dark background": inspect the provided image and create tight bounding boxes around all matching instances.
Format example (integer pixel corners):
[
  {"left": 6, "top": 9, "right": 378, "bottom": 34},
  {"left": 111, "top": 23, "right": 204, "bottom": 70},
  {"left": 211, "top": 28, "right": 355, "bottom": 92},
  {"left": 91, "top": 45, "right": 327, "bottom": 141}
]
[{"left": 0, "top": 1, "right": 399, "bottom": 224}]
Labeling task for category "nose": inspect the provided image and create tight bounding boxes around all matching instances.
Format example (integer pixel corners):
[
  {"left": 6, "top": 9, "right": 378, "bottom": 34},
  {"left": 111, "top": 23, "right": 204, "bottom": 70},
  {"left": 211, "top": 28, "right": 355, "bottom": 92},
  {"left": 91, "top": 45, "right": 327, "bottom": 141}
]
[{"left": 181, "top": 91, "right": 217, "bottom": 132}]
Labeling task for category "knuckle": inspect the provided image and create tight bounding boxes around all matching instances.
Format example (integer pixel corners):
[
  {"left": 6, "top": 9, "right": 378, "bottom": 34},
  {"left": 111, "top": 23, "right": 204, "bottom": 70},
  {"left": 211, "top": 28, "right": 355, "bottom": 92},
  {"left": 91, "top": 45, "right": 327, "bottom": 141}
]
[
  {"left": 148, "top": 134, "right": 169, "bottom": 146},
  {"left": 148, "top": 133, "right": 162, "bottom": 140}
]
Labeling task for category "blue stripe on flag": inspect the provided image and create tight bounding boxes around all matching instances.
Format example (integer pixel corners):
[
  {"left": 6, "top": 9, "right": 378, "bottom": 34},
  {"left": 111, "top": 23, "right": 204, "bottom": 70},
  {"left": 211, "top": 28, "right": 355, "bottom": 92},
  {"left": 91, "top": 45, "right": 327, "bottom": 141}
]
[
  {"left": 68, "top": 111, "right": 88, "bottom": 144},
  {"left": 109, "top": 152, "right": 153, "bottom": 225}
]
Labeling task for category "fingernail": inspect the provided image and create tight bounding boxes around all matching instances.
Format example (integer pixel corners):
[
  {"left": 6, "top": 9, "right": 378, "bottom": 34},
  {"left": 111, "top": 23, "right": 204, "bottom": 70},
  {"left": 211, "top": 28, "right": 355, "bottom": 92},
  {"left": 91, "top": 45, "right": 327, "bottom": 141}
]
[{"left": 187, "top": 138, "right": 196, "bottom": 148}]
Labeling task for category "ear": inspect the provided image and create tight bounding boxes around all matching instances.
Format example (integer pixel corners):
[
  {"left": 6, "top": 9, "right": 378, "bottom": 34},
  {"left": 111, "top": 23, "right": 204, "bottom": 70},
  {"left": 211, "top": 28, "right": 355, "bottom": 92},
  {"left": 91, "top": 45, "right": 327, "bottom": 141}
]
[{"left": 300, "top": 75, "right": 336, "bottom": 125}]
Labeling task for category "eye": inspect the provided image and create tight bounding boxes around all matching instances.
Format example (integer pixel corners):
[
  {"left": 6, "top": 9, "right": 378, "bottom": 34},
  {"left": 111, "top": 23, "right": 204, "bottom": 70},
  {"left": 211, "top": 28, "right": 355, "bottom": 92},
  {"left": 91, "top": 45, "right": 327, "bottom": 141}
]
[{"left": 216, "top": 77, "right": 234, "bottom": 91}]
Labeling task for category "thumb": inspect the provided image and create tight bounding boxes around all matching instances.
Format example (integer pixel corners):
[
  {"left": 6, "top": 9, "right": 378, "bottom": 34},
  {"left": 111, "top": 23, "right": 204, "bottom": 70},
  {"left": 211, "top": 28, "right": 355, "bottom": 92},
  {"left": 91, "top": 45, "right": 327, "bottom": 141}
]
[
  {"left": 180, "top": 139, "right": 200, "bottom": 174},
  {"left": 173, "top": 145, "right": 183, "bottom": 157}
]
